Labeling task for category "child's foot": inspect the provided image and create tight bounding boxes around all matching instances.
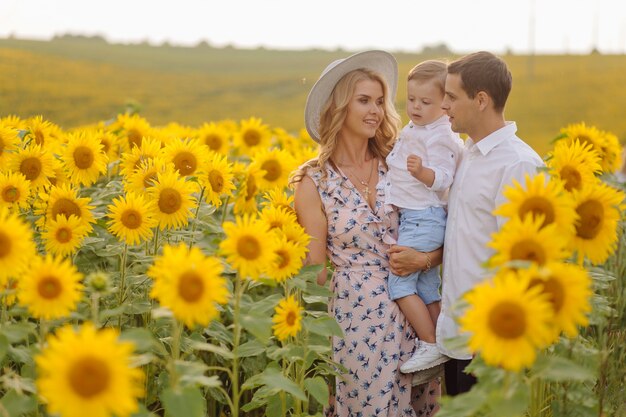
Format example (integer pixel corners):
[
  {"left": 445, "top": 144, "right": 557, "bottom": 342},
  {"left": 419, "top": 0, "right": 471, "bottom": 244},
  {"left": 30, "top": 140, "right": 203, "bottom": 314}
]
[{"left": 400, "top": 341, "right": 449, "bottom": 373}]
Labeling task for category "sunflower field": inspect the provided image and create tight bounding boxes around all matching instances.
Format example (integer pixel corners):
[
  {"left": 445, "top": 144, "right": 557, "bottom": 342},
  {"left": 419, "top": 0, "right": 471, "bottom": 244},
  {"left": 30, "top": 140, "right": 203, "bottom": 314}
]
[{"left": 0, "top": 113, "right": 624, "bottom": 417}]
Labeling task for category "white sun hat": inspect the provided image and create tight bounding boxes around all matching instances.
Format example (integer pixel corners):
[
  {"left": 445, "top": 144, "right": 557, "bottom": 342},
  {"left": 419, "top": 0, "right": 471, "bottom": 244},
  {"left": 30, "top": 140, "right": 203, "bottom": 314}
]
[{"left": 304, "top": 50, "right": 398, "bottom": 143}]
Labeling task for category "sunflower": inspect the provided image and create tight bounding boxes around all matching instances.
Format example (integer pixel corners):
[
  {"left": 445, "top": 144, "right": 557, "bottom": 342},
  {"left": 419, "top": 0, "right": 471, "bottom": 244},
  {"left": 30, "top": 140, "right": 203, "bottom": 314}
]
[
  {"left": 261, "top": 189, "right": 296, "bottom": 214},
  {"left": 107, "top": 192, "right": 157, "bottom": 246},
  {"left": 598, "top": 130, "right": 623, "bottom": 173},
  {"left": 494, "top": 172, "right": 578, "bottom": 237},
  {"left": 0, "top": 125, "right": 20, "bottom": 170},
  {"left": 570, "top": 183, "right": 624, "bottom": 265},
  {"left": 160, "top": 137, "right": 209, "bottom": 178},
  {"left": 61, "top": 131, "right": 109, "bottom": 186},
  {"left": 526, "top": 262, "right": 592, "bottom": 338},
  {"left": 488, "top": 215, "right": 569, "bottom": 268},
  {"left": 1, "top": 279, "right": 18, "bottom": 307},
  {"left": 249, "top": 148, "right": 297, "bottom": 190},
  {"left": 220, "top": 214, "right": 278, "bottom": 280},
  {"left": 0, "top": 171, "right": 31, "bottom": 210},
  {"left": 24, "top": 115, "right": 58, "bottom": 150},
  {"left": 460, "top": 269, "right": 554, "bottom": 371},
  {"left": 93, "top": 129, "right": 120, "bottom": 161},
  {"left": 197, "top": 122, "right": 231, "bottom": 155},
  {"left": 560, "top": 122, "right": 605, "bottom": 160},
  {"left": 148, "top": 243, "right": 229, "bottom": 328},
  {"left": 123, "top": 157, "right": 172, "bottom": 195},
  {"left": 547, "top": 139, "right": 601, "bottom": 192},
  {"left": 233, "top": 165, "right": 264, "bottom": 215},
  {"left": 17, "top": 254, "right": 83, "bottom": 320},
  {"left": 146, "top": 170, "right": 198, "bottom": 230},
  {"left": 42, "top": 215, "right": 90, "bottom": 258},
  {"left": 272, "top": 295, "right": 304, "bottom": 341},
  {"left": 159, "top": 122, "right": 196, "bottom": 146},
  {"left": 119, "top": 136, "right": 163, "bottom": 179},
  {"left": 35, "top": 184, "right": 96, "bottom": 232},
  {"left": 199, "top": 151, "right": 236, "bottom": 207},
  {"left": 36, "top": 323, "right": 144, "bottom": 417},
  {"left": 7, "top": 144, "right": 56, "bottom": 189},
  {"left": 234, "top": 117, "right": 271, "bottom": 156},
  {"left": 259, "top": 205, "right": 299, "bottom": 233},
  {"left": 280, "top": 221, "right": 312, "bottom": 250},
  {"left": 0, "top": 209, "right": 37, "bottom": 284},
  {"left": 0, "top": 115, "right": 25, "bottom": 130},
  {"left": 266, "top": 237, "right": 308, "bottom": 282},
  {"left": 116, "top": 113, "right": 153, "bottom": 150}
]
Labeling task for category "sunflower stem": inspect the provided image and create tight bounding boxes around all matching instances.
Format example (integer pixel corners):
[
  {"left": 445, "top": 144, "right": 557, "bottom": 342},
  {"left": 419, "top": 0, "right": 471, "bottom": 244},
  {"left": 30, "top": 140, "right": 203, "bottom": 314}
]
[
  {"left": 230, "top": 274, "right": 247, "bottom": 417},
  {"left": 188, "top": 186, "right": 205, "bottom": 249},
  {"left": 221, "top": 195, "right": 230, "bottom": 226},
  {"left": 90, "top": 292, "right": 100, "bottom": 328},
  {"left": 117, "top": 243, "right": 128, "bottom": 329},
  {"left": 169, "top": 318, "right": 183, "bottom": 388},
  {"left": 153, "top": 228, "right": 160, "bottom": 255},
  {"left": 38, "top": 318, "right": 49, "bottom": 348}
]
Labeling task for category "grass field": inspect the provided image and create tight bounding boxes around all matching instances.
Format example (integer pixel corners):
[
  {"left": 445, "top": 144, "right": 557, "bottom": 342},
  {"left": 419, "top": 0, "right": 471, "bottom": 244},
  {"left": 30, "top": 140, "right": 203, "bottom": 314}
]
[{"left": 1, "top": 37, "right": 626, "bottom": 154}]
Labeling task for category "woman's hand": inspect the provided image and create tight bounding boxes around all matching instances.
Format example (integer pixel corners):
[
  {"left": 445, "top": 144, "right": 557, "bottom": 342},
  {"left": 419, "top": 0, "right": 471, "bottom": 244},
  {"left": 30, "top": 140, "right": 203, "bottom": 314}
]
[{"left": 388, "top": 245, "right": 443, "bottom": 276}]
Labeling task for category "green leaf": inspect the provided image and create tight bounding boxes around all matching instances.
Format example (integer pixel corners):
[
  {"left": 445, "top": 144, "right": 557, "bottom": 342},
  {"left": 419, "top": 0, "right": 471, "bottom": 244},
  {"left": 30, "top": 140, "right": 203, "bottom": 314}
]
[
  {"left": 188, "top": 341, "right": 234, "bottom": 360},
  {"left": 236, "top": 339, "right": 267, "bottom": 358},
  {"left": 120, "top": 328, "right": 160, "bottom": 352},
  {"left": 252, "top": 367, "right": 306, "bottom": 401},
  {"left": 161, "top": 386, "right": 206, "bottom": 417},
  {"left": 304, "top": 376, "right": 329, "bottom": 406},
  {"left": 0, "top": 334, "right": 8, "bottom": 363},
  {"left": 0, "top": 323, "right": 37, "bottom": 343},
  {"left": 304, "top": 316, "right": 343, "bottom": 338},
  {"left": 0, "top": 390, "right": 37, "bottom": 416},
  {"left": 240, "top": 313, "right": 272, "bottom": 344},
  {"left": 532, "top": 354, "right": 596, "bottom": 382}
]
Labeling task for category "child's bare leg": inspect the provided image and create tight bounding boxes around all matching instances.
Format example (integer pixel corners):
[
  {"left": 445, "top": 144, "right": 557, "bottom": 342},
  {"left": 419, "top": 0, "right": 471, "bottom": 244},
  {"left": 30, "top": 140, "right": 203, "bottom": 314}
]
[
  {"left": 395, "top": 294, "right": 436, "bottom": 343},
  {"left": 426, "top": 301, "right": 441, "bottom": 330}
]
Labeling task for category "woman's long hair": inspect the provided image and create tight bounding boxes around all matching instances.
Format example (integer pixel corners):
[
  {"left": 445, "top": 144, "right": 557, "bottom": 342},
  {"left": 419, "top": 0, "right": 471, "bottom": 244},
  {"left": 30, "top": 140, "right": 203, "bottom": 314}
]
[{"left": 290, "top": 68, "right": 400, "bottom": 185}]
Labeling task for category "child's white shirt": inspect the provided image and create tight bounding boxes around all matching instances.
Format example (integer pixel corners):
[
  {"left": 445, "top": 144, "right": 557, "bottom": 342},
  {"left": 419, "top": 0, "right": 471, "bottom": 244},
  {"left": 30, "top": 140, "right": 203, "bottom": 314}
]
[{"left": 384, "top": 115, "right": 463, "bottom": 210}]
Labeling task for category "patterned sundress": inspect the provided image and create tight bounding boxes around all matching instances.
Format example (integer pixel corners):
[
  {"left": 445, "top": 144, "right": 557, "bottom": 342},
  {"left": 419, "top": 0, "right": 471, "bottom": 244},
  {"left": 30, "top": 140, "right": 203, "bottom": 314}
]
[{"left": 306, "top": 160, "right": 440, "bottom": 417}]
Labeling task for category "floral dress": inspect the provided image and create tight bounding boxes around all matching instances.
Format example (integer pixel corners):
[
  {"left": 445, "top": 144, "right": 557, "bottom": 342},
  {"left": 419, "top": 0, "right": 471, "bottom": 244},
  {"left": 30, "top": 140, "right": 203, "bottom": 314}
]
[{"left": 307, "top": 161, "right": 440, "bottom": 417}]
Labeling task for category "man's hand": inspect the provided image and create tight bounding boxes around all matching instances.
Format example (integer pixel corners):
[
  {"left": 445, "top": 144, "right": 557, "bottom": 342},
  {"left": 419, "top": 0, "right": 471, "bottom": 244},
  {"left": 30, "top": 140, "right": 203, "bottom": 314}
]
[{"left": 388, "top": 245, "right": 422, "bottom": 276}]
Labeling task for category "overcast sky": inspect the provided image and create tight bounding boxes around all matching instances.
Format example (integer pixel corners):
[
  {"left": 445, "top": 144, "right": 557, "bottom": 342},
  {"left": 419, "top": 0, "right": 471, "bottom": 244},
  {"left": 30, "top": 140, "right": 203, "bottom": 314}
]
[{"left": 1, "top": 0, "right": 625, "bottom": 54}]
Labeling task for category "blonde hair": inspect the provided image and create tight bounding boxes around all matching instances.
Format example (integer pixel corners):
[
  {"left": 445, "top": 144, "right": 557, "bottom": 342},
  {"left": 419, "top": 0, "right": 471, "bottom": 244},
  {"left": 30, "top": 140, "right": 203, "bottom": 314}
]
[
  {"left": 407, "top": 60, "right": 447, "bottom": 95},
  {"left": 291, "top": 68, "right": 400, "bottom": 184}
]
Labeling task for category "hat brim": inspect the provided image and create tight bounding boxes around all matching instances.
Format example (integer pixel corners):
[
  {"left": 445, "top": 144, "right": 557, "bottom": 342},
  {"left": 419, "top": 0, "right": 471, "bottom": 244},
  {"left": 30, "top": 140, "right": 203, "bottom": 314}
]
[{"left": 304, "top": 50, "right": 398, "bottom": 143}]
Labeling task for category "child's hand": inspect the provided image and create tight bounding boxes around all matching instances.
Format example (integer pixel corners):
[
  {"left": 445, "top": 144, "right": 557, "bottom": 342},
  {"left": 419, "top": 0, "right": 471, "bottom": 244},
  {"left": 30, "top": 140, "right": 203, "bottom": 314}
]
[{"left": 407, "top": 154, "right": 423, "bottom": 177}]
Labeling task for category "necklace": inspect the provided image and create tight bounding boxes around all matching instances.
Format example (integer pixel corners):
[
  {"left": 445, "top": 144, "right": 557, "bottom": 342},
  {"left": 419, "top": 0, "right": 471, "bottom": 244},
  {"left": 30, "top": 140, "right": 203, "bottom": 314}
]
[{"left": 343, "top": 158, "right": 375, "bottom": 200}]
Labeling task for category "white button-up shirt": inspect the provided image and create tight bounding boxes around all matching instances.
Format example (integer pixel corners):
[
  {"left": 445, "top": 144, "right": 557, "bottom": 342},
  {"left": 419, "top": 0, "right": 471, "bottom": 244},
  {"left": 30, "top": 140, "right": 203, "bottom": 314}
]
[
  {"left": 436, "top": 122, "right": 544, "bottom": 359},
  {"left": 385, "top": 116, "right": 463, "bottom": 210}
]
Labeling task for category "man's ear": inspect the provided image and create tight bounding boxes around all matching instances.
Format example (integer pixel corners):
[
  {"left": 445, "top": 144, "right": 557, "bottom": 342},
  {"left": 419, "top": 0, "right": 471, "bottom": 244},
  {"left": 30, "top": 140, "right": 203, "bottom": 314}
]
[{"left": 476, "top": 91, "right": 490, "bottom": 111}]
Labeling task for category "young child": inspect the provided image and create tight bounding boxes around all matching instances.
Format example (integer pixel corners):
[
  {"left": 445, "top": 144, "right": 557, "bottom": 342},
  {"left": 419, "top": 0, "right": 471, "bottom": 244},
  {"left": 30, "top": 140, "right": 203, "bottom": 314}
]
[{"left": 384, "top": 60, "right": 462, "bottom": 373}]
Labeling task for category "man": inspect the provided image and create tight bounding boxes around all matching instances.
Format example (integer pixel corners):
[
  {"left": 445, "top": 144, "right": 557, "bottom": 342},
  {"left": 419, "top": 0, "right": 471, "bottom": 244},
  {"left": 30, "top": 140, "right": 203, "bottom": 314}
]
[{"left": 437, "top": 51, "right": 544, "bottom": 395}]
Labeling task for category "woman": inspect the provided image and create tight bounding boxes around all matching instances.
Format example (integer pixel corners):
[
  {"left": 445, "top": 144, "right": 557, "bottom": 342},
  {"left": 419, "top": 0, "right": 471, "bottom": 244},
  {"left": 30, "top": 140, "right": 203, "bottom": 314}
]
[{"left": 292, "top": 50, "right": 442, "bottom": 416}]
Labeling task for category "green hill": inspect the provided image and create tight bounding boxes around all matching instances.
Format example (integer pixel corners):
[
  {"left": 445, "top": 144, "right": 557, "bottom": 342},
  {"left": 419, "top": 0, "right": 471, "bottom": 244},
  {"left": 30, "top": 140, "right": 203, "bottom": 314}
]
[{"left": 1, "top": 37, "right": 625, "bottom": 154}]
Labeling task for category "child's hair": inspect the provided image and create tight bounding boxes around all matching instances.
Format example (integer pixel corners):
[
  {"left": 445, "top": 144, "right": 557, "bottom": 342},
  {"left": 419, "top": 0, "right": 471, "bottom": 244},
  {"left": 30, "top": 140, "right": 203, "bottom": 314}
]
[{"left": 407, "top": 60, "right": 447, "bottom": 95}]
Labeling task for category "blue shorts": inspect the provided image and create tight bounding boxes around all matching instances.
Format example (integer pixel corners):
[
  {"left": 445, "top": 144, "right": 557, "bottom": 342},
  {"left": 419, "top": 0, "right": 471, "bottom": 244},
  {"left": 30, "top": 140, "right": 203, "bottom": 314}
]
[{"left": 388, "top": 206, "right": 446, "bottom": 304}]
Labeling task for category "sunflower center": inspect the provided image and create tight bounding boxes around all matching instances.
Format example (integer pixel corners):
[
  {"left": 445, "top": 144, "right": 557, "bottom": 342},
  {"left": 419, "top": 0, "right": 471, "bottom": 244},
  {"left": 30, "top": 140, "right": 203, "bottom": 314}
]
[
  {"left": 261, "top": 160, "right": 282, "bottom": 182},
  {"left": 243, "top": 130, "right": 261, "bottom": 147},
  {"left": 55, "top": 227, "right": 72, "bottom": 243},
  {"left": 173, "top": 151, "right": 197, "bottom": 176},
  {"left": 51, "top": 198, "right": 81, "bottom": 220},
  {"left": 205, "top": 134, "right": 222, "bottom": 151},
  {"left": 519, "top": 197, "right": 555, "bottom": 227},
  {"left": 575, "top": 200, "right": 603, "bottom": 239},
  {"left": 121, "top": 209, "right": 142, "bottom": 229},
  {"left": 73, "top": 146, "right": 95, "bottom": 169},
  {"left": 560, "top": 166, "right": 582, "bottom": 191},
  {"left": 34, "top": 130, "right": 45, "bottom": 145},
  {"left": 530, "top": 277, "right": 565, "bottom": 313},
  {"left": 510, "top": 239, "right": 546, "bottom": 265},
  {"left": 286, "top": 311, "right": 297, "bottom": 326},
  {"left": 100, "top": 138, "right": 111, "bottom": 153},
  {"left": 0, "top": 231, "right": 11, "bottom": 258},
  {"left": 143, "top": 172, "right": 158, "bottom": 188},
  {"left": 488, "top": 301, "right": 526, "bottom": 339},
  {"left": 68, "top": 356, "right": 111, "bottom": 398},
  {"left": 2, "top": 186, "right": 20, "bottom": 203},
  {"left": 245, "top": 176, "right": 257, "bottom": 201},
  {"left": 237, "top": 235, "right": 261, "bottom": 260},
  {"left": 208, "top": 170, "right": 224, "bottom": 193},
  {"left": 127, "top": 129, "right": 142, "bottom": 148},
  {"left": 178, "top": 271, "right": 204, "bottom": 302},
  {"left": 20, "top": 157, "right": 42, "bottom": 181},
  {"left": 37, "top": 276, "right": 62, "bottom": 299},
  {"left": 276, "top": 249, "right": 290, "bottom": 269},
  {"left": 158, "top": 188, "right": 182, "bottom": 214}
]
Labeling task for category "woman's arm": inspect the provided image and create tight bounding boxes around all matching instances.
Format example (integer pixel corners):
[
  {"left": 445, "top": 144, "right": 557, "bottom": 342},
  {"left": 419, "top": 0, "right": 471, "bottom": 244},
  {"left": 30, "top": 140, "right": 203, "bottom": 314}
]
[
  {"left": 294, "top": 176, "right": 328, "bottom": 285},
  {"left": 387, "top": 245, "right": 443, "bottom": 277}
]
